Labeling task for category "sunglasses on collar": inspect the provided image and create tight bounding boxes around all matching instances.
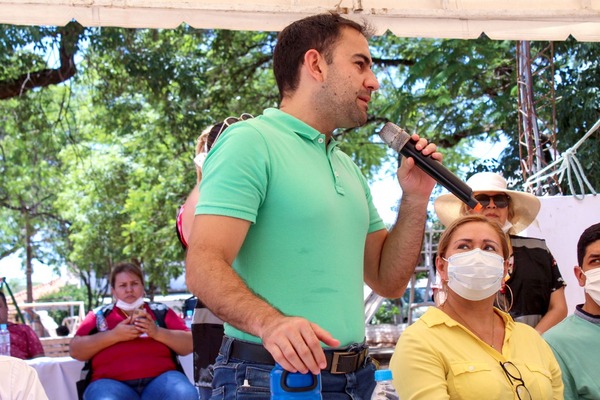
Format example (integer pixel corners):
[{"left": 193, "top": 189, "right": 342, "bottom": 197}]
[{"left": 206, "top": 113, "right": 254, "bottom": 153}]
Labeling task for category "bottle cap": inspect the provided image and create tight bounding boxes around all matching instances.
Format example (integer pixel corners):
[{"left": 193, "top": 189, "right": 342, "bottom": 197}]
[
  {"left": 374, "top": 369, "right": 393, "bottom": 381},
  {"left": 186, "top": 310, "right": 193, "bottom": 317},
  {"left": 0, "top": 324, "right": 7, "bottom": 330}
]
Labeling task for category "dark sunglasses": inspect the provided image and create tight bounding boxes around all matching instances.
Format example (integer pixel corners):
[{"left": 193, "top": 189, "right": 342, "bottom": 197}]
[
  {"left": 500, "top": 361, "right": 532, "bottom": 400},
  {"left": 475, "top": 194, "right": 510, "bottom": 209}
]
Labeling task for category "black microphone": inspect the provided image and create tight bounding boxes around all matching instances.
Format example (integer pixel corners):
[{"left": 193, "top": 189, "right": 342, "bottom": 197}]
[{"left": 378, "top": 122, "right": 482, "bottom": 211}]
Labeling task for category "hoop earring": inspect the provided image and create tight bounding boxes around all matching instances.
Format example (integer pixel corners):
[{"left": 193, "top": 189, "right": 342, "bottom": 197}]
[
  {"left": 495, "top": 283, "right": 513, "bottom": 313},
  {"left": 435, "top": 280, "right": 448, "bottom": 307}
]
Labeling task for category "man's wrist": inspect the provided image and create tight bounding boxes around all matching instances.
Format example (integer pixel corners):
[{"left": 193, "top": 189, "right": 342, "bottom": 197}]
[{"left": 399, "top": 193, "right": 430, "bottom": 209}]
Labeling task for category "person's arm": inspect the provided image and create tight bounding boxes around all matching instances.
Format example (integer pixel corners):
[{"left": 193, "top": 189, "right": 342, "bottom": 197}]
[
  {"left": 546, "top": 343, "right": 566, "bottom": 400},
  {"left": 131, "top": 309, "right": 193, "bottom": 356},
  {"left": 147, "top": 328, "right": 193, "bottom": 356},
  {"left": 185, "top": 214, "right": 339, "bottom": 376},
  {"left": 545, "top": 344, "right": 572, "bottom": 400},
  {"left": 364, "top": 135, "right": 440, "bottom": 299},
  {"left": 138, "top": 324, "right": 192, "bottom": 356},
  {"left": 69, "top": 317, "right": 143, "bottom": 361},
  {"left": 179, "top": 183, "right": 200, "bottom": 246},
  {"left": 535, "top": 287, "right": 568, "bottom": 334}
]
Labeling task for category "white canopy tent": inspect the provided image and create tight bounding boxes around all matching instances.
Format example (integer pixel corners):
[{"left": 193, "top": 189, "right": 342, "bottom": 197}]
[{"left": 1, "top": 0, "right": 599, "bottom": 41}]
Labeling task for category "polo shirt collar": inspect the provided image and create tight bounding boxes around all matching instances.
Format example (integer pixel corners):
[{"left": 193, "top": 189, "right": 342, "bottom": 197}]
[
  {"left": 263, "top": 108, "right": 339, "bottom": 148},
  {"left": 575, "top": 304, "right": 600, "bottom": 323}
]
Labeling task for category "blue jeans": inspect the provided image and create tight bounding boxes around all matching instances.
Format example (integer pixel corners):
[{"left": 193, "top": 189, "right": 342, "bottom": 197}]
[
  {"left": 84, "top": 370, "right": 199, "bottom": 400},
  {"left": 197, "top": 365, "right": 214, "bottom": 400},
  {"left": 210, "top": 337, "right": 376, "bottom": 400}
]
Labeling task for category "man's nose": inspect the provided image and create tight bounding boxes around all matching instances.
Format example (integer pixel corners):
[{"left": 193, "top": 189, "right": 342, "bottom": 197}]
[{"left": 365, "top": 69, "right": 379, "bottom": 91}]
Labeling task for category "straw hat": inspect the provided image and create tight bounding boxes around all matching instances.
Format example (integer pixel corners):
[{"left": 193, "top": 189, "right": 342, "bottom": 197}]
[{"left": 434, "top": 172, "right": 541, "bottom": 234}]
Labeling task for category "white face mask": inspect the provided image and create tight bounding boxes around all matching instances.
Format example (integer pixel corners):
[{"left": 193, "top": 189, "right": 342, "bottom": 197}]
[
  {"left": 116, "top": 296, "right": 145, "bottom": 311},
  {"left": 584, "top": 268, "right": 600, "bottom": 307},
  {"left": 446, "top": 248, "right": 505, "bottom": 301}
]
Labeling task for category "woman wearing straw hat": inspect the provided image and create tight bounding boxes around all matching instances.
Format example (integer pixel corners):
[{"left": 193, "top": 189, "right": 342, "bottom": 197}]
[{"left": 434, "top": 172, "right": 567, "bottom": 334}]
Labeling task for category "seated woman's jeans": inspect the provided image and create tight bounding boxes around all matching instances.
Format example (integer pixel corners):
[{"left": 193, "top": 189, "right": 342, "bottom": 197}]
[{"left": 84, "top": 370, "right": 198, "bottom": 400}]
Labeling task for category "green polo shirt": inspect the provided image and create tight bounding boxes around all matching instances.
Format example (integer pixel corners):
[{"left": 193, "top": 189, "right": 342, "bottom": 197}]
[{"left": 197, "top": 108, "right": 385, "bottom": 346}]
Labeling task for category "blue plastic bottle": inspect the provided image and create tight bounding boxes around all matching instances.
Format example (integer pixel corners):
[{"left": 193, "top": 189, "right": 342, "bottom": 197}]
[{"left": 270, "top": 364, "right": 322, "bottom": 400}]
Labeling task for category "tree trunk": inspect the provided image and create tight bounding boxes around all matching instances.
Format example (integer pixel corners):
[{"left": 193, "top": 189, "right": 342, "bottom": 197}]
[{"left": 25, "top": 217, "right": 33, "bottom": 303}]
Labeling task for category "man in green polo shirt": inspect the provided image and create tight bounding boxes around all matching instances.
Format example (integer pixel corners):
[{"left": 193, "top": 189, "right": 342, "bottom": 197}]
[
  {"left": 544, "top": 222, "right": 600, "bottom": 399},
  {"left": 186, "top": 12, "right": 442, "bottom": 399}
]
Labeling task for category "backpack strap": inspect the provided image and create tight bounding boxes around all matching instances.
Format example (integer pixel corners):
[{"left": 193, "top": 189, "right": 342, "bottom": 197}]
[
  {"left": 77, "top": 303, "right": 114, "bottom": 399},
  {"left": 147, "top": 302, "right": 169, "bottom": 328},
  {"left": 93, "top": 304, "right": 113, "bottom": 333}
]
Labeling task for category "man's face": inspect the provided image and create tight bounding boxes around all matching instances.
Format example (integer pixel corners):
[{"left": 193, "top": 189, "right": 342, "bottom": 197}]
[
  {"left": 574, "top": 239, "right": 600, "bottom": 313},
  {"left": 315, "top": 27, "right": 379, "bottom": 129},
  {"left": 0, "top": 296, "right": 8, "bottom": 324},
  {"left": 577, "top": 239, "right": 600, "bottom": 285}
]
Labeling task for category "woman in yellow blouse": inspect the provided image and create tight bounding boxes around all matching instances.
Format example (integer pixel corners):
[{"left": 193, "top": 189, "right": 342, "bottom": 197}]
[{"left": 389, "top": 214, "right": 563, "bottom": 400}]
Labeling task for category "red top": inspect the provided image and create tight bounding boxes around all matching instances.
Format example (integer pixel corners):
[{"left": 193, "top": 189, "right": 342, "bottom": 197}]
[
  {"left": 176, "top": 204, "right": 188, "bottom": 248},
  {"left": 7, "top": 323, "right": 45, "bottom": 359},
  {"left": 75, "top": 303, "right": 188, "bottom": 381}
]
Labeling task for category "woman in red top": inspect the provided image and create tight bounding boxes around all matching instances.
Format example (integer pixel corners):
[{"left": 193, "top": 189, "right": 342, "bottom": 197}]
[{"left": 70, "top": 262, "right": 197, "bottom": 400}]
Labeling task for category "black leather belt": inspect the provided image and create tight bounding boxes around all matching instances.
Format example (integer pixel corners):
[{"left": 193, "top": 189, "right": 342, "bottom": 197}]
[{"left": 224, "top": 337, "right": 369, "bottom": 374}]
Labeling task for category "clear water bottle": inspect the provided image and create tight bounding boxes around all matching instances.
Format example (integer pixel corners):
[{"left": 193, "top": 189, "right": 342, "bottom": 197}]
[
  {"left": 270, "top": 363, "right": 322, "bottom": 399},
  {"left": 371, "top": 369, "right": 399, "bottom": 400},
  {"left": 185, "top": 310, "right": 193, "bottom": 330},
  {"left": 0, "top": 323, "right": 11, "bottom": 356}
]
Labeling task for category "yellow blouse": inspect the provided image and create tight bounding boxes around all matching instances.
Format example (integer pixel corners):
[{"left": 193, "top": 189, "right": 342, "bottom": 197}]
[{"left": 389, "top": 307, "right": 563, "bottom": 400}]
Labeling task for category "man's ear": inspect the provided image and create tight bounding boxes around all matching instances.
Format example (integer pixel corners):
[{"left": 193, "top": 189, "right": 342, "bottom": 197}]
[
  {"left": 303, "top": 49, "right": 326, "bottom": 82},
  {"left": 574, "top": 266, "right": 586, "bottom": 287}
]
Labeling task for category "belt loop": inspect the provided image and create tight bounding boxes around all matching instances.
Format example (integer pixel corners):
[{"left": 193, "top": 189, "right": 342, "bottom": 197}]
[{"left": 220, "top": 336, "right": 234, "bottom": 363}]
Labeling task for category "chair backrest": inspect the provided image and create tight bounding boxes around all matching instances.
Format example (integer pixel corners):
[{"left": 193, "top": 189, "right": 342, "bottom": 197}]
[
  {"left": 40, "top": 336, "right": 72, "bottom": 357},
  {"left": 61, "top": 316, "right": 81, "bottom": 334}
]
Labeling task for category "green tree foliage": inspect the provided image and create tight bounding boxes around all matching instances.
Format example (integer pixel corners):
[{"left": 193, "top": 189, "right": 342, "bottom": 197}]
[
  {"left": 553, "top": 40, "right": 600, "bottom": 191},
  {"left": 0, "top": 87, "right": 73, "bottom": 302},
  {"left": 0, "top": 23, "right": 84, "bottom": 99},
  {"left": 55, "top": 141, "right": 132, "bottom": 308},
  {"left": 68, "top": 27, "right": 281, "bottom": 300}
]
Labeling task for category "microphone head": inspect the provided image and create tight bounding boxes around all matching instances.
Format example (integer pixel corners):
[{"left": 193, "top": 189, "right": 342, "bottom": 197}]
[{"left": 378, "top": 122, "right": 411, "bottom": 152}]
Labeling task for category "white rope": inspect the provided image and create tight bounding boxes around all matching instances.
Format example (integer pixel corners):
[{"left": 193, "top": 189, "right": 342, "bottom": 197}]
[{"left": 524, "top": 117, "right": 600, "bottom": 198}]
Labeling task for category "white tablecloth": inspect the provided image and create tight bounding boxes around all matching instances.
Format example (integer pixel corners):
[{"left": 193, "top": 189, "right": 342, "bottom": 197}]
[
  {"left": 26, "top": 356, "right": 84, "bottom": 400},
  {"left": 27, "top": 354, "right": 193, "bottom": 400}
]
